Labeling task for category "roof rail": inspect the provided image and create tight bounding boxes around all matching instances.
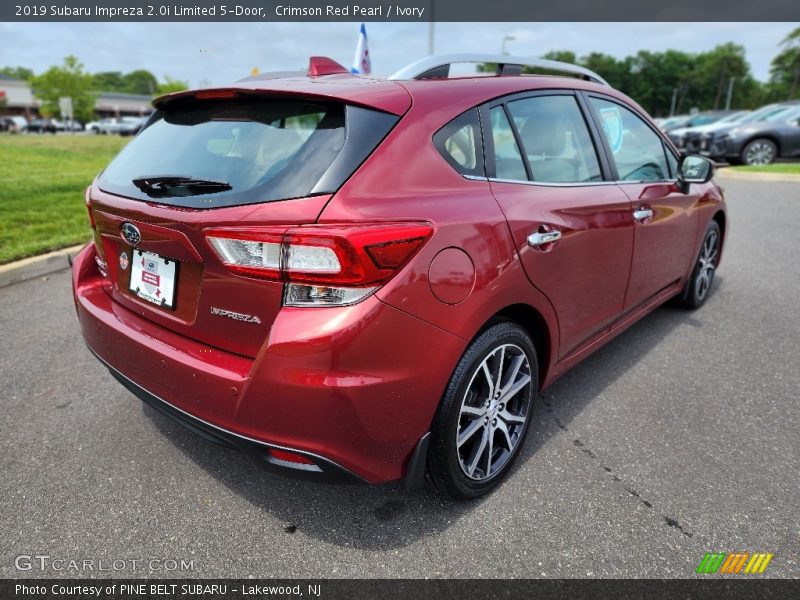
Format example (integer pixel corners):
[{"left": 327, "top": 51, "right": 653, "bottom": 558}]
[{"left": 388, "top": 53, "right": 609, "bottom": 87}]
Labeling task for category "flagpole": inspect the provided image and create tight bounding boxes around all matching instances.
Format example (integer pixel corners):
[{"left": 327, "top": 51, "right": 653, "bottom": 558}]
[{"left": 427, "top": 0, "right": 435, "bottom": 54}]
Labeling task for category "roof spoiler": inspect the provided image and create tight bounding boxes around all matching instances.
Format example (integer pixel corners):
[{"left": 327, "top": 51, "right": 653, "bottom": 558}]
[
  {"left": 388, "top": 53, "right": 610, "bottom": 86},
  {"left": 307, "top": 56, "right": 350, "bottom": 77}
]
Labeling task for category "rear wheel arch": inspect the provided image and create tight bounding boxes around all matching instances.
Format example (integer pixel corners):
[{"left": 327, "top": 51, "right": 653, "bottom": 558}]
[
  {"left": 712, "top": 210, "right": 726, "bottom": 245},
  {"left": 481, "top": 304, "right": 552, "bottom": 391}
]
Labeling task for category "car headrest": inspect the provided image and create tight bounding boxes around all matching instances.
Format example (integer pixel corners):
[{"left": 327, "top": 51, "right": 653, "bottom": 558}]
[{"left": 520, "top": 110, "right": 567, "bottom": 157}]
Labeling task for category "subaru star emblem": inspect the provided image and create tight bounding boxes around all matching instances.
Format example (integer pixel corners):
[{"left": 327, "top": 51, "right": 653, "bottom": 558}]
[{"left": 120, "top": 222, "right": 141, "bottom": 246}]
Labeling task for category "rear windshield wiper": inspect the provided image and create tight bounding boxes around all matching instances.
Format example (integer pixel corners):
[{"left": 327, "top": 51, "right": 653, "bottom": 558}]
[{"left": 132, "top": 175, "right": 232, "bottom": 198}]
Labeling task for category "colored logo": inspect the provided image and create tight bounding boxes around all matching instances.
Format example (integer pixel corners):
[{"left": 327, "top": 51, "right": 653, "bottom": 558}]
[
  {"left": 119, "top": 251, "right": 129, "bottom": 270},
  {"left": 120, "top": 222, "right": 141, "bottom": 247},
  {"left": 696, "top": 552, "right": 774, "bottom": 574}
]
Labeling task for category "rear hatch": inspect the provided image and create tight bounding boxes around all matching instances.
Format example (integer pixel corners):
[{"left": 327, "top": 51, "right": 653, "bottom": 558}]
[{"left": 88, "top": 87, "right": 405, "bottom": 358}]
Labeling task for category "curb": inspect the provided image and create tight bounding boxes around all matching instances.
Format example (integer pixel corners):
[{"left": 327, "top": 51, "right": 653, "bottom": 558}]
[
  {"left": 0, "top": 243, "right": 88, "bottom": 289},
  {"left": 716, "top": 169, "right": 800, "bottom": 183}
]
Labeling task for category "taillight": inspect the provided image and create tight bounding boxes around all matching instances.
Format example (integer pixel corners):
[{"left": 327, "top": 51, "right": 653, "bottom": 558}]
[
  {"left": 205, "top": 222, "right": 432, "bottom": 307},
  {"left": 85, "top": 186, "right": 95, "bottom": 229},
  {"left": 85, "top": 187, "right": 108, "bottom": 277}
]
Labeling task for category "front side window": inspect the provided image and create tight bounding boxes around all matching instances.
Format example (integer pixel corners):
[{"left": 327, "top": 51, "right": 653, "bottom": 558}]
[
  {"left": 506, "top": 95, "right": 602, "bottom": 184},
  {"left": 589, "top": 97, "right": 669, "bottom": 182}
]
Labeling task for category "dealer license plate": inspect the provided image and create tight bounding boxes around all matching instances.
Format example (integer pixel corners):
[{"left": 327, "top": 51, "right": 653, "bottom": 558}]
[{"left": 128, "top": 249, "right": 177, "bottom": 309}]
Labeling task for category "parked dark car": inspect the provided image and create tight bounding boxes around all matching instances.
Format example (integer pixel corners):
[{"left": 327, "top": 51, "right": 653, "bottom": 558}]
[
  {"left": 72, "top": 54, "right": 725, "bottom": 499},
  {"left": 659, "top": 111, "right": 732, "bottom": 134},
  {"left": 26, "top": 118, "right": 58, "bottom": 134},
  {"left": 667, "top": 111, "right": 749, "bottom": 153},
  {"left": 700, "top": 102, "right": 800, "bottom": 164}
]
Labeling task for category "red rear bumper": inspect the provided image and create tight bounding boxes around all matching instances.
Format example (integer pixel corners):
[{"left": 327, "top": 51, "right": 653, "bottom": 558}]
[{"left": 72, "top": 244, "right": 465, "bottom": 483}]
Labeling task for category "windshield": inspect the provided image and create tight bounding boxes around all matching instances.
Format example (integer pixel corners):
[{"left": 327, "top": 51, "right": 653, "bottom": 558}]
[
  {"left": 717, "top": 111, "right": 748, "bottom": 124},
  {"left": 763, "top": 105, "right": 800, "bottom": 122},
  {"left": 740, "top": 105, "right": 786, "bottom": 124},
  {"left": 99, "top": 98, "right": 348, "bottom": 208}
]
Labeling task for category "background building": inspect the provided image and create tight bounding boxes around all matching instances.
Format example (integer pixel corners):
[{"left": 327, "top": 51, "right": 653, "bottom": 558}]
[
  {"left": 0, "top": 74, "right": 37, "bottom": 119},
  {"left": 94, "top": 92, "right": 153, "bottom": 118},
  {"left": 0, "top": 77, "right": 152, "bottom": 121}
]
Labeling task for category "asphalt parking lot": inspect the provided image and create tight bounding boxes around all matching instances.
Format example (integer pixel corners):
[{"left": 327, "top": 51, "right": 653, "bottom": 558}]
[{"left": 1, "top": 177, "right": 798, "bottom": 579}]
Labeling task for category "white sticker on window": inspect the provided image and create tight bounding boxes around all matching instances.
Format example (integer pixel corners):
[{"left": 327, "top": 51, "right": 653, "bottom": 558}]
[{"left": 599, "top": 106, "right": 623, "bottom": 154}]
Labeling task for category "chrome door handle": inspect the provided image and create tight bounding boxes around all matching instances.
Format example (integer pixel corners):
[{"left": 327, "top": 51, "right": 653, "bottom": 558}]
[
  {"left": 633, "top": 208, "right": 654, "bottom": 222},
  {"left": 528, "top": 229, "right": 562, "bottom": 246}
]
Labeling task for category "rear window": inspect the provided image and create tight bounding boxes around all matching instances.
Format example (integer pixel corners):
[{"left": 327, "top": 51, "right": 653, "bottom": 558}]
[{"left": 98, "top": 98, "right": 397, "bottom": 208}]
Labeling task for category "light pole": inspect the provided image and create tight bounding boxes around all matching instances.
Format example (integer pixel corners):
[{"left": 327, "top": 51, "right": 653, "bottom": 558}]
[
  {"left": 670, "top": 87, "right": 679, "bottom": 117},
  {"left": 501, "top": 35, "right": 516, "bottom": 55},
  {"left": 725, "top": 77, "right": 736, "bottom": 110}
]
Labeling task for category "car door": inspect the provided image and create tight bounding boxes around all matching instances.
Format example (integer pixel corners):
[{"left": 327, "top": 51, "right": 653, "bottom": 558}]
[
  {"left": 585, "top": 94, "right": 700, "bottom": 311},
  {"left": 778, "top": 110, "right": 800, "bottom": 156},
  {"left": 482, "top": 92, "right": 635, "bottom": 359}
]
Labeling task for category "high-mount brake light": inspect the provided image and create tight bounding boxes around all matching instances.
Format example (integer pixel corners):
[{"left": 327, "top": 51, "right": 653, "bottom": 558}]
[
  {"left": 205, "top": 223, "right": 432, "bottom": 307},
  {"left": 194, "top": 89, "right": 239, "bottom": 100}
]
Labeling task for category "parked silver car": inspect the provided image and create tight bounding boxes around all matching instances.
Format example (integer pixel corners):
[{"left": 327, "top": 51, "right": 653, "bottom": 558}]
[{"left": 700, "top": 102, "right": 800, "bottom": 165}]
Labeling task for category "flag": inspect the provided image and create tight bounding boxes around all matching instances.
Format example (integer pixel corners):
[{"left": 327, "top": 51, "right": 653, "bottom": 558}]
[{"left": 351, "top": 23, "right": 371, "bottom": 75}]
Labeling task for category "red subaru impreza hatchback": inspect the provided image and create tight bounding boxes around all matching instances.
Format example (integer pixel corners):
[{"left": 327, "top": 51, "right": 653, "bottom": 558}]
[{"left": 72, "top": 54, "right": 726, "bottom": 499}]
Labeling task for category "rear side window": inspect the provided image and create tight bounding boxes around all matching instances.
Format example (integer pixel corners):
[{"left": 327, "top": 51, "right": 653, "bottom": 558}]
[
  {"left": 507, "top": 95, "right": 602, "bottom": 184},
  {"left": 98, "top": 98, "right": 398, "bottom": 208},
  {"left": 489, "top": 107, "right": 527, "bottom": 181},
  {"left": 433, "top": 109, "right": 484, "bottom": 177},
  {"left": 589, "top": 97, "right": 669, "bottom": 182}
]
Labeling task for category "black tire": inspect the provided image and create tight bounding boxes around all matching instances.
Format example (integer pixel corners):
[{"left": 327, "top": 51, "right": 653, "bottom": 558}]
[
  {"left": 675, "top": 220, "right": 721, "bottom": 310},
  {"left": 427, "top": 321, "right": 537, "bottom": 500},
  {"left": 741, "top": 138, "right": 777, "bottom": 166}
]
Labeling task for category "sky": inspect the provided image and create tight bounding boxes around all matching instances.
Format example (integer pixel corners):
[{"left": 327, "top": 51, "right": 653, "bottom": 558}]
[{"left": 0, "top": 22, "right": 797, "bottom": 86}]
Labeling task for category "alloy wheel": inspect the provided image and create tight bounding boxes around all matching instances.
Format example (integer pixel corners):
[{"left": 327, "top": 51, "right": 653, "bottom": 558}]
[
  {"left": 456, "top": 343, "right": 532, "bottom": 480},
  {"left": 695, "top": 229, "right": 719, "bottom": 301},
  {"left": 745, "top": 141, "right": 775, "bottom": 165}
]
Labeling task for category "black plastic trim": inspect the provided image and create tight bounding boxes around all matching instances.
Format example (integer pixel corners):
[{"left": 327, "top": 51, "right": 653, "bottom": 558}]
[
  {"left": 403, "top": 432, "right": 430, "bottom": 491},
  {"left": 310, "top": 105, "right": 400, "bottom": 194}
]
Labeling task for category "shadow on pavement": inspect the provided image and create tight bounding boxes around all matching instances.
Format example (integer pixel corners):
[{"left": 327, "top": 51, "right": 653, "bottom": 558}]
[{"left": 143, "top": 279, "right": 723, "bottom": 550}]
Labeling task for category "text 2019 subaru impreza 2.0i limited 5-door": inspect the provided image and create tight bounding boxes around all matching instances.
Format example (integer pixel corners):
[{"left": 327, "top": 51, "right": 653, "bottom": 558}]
[{"left": 72, "top": 54, "right": 726, "bottom": 499}]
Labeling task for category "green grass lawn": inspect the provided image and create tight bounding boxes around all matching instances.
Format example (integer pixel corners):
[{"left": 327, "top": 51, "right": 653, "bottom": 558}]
[
  {"left": 0, "top": 134, "right": 128, "bottom": 264},
  {"left": 729, "top": 162, "right": 800, "bottom": 174}
]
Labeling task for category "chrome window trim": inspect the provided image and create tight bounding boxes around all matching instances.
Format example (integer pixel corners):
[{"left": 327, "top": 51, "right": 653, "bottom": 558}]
[{"left": 463, "top": 174, "right": 680, "bottom": 187}]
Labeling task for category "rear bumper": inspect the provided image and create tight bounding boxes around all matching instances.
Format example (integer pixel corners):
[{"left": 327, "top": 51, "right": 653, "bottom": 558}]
[
  {"left": 72, "top": 244, "right": 465, "bottom": 484},
  {"left": 93, "top": 348, "right": 365, "bottom": 484}
]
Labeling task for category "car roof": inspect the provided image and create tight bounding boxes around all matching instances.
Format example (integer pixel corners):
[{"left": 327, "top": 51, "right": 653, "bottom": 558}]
[
  {"left": 396, "top": 75, "right": 647, "bottom": 118},
  {"left": 154, "top": 55, "right": 642, "bottom": 119},
  {"left": 155, "top": 72, "right": 644, "bottom": 121}
]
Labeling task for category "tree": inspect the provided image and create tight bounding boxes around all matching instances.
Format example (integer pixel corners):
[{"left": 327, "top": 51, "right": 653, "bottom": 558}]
[
  {"left": 768, "top": 27, "right": 800, "bottom": 100},
  {"left": 156, "top": 76, "right": 189, "bottom": 95},
  {"left": 580, "top": 53, "right": 631, "bottom": 91},
  {"left": 0, "top": 66, "right": 34, "bottom": 82},
  {"left": 30, "top": 56, "right": 95, "bottom": 122},
  {"left": 92, "top": 71, "right": 126, "bottom": 92},
  {"left": 122, "top": 69, "right": 158, "bottom": 95}
]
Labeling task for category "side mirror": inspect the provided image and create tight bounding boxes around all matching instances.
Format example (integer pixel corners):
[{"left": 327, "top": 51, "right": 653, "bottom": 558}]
[{"left": 677, "top": 154, "right": 714, "bottom": 193}]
